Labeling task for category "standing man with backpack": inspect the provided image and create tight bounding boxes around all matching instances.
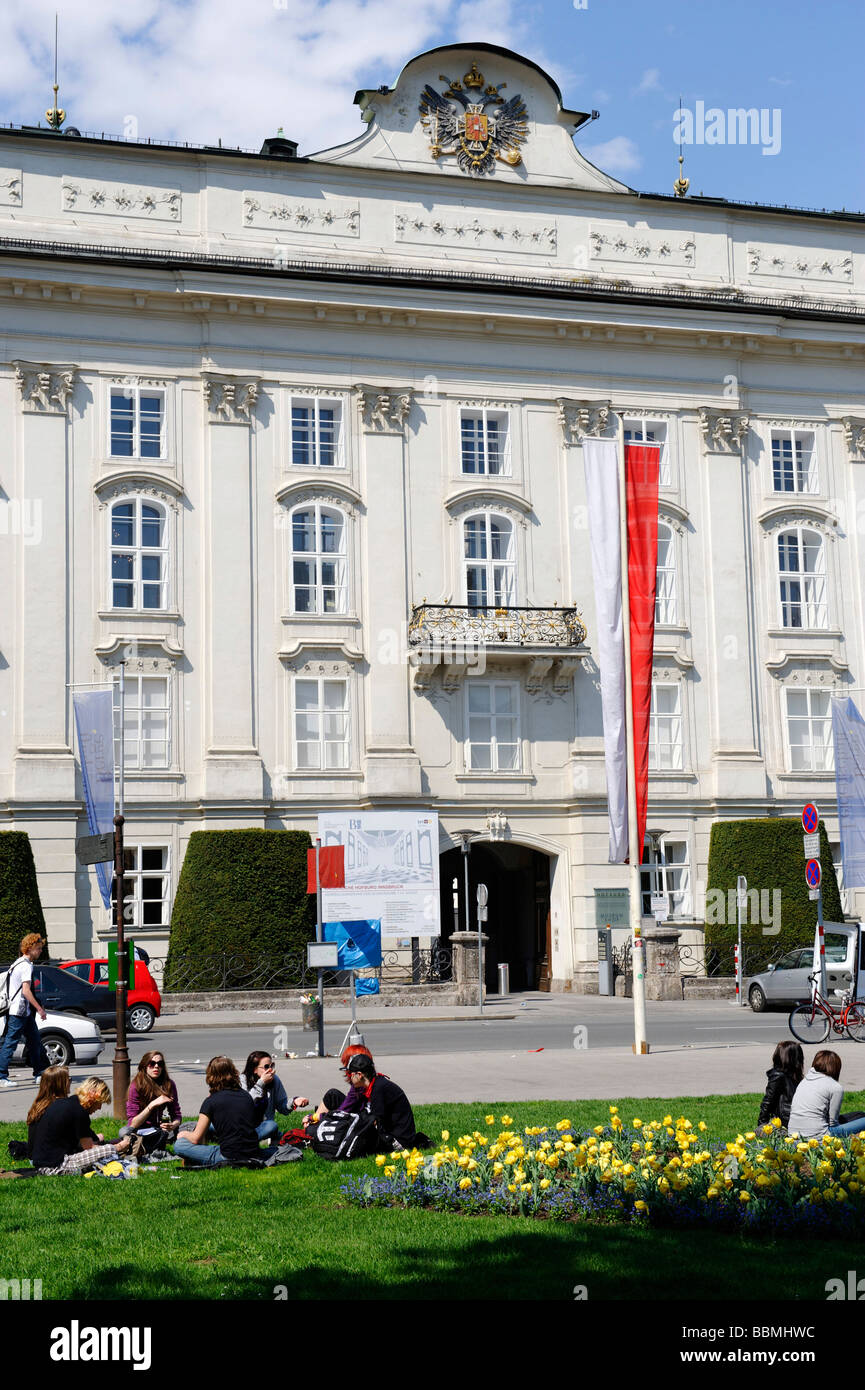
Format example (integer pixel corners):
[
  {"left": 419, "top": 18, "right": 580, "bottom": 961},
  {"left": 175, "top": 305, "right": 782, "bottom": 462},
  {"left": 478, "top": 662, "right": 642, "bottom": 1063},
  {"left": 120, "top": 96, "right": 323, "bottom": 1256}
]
[{"left": 0, "top": 933, "right": 49, "bottom": 1089}]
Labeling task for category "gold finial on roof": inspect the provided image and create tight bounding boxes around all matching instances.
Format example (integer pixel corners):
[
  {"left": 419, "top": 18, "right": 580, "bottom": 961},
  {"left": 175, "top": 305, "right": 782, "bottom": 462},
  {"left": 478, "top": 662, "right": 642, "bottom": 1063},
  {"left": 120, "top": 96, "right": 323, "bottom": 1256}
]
[
  {"left": 673, "top": 94, "right": 689, "bottom": 197},
  {"left": 45, "top": 16, "right": 65, "bottom": 130}
]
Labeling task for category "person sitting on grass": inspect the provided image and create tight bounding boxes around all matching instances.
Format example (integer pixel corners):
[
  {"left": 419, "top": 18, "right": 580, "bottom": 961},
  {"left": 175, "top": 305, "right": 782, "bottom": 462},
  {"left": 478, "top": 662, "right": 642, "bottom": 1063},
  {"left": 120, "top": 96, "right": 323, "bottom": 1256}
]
[
  {"left": 344, "top": 1054, "right": 429, "bottom": 1152},
  {"left": 787, "top": 1049, "right": 865, "bottom": 1140},
  {"left": 757, "top": 1039, "right": 804, "bottom": 1130},
  {"left": 121, "top": 1051, "right": 182, "bottom": 1155},
  {"left": 303, "top": 1044, "right": 374, "bottom": 1131},
  {"left": 28, "top": 1070, "right": 132, "bottom": 1176},
  {"left": 174, "top": 1056, "right": 276, "bottom": 1169},
  {"left": 240, "top": 1051, "right": 308, "bottom": 1144}
]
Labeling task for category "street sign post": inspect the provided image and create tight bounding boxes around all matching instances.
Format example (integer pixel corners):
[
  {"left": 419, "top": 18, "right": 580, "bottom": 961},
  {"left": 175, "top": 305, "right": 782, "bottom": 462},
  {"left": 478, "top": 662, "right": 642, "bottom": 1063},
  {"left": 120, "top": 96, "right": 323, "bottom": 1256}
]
[
  {"left": 803, "top": 803, "right": 826, "bottom": 997},
  {"left": 476, "top": 883, "right": 487, "bottom": 1012},
  {"left": 805, "top": 859, "right": 822, "bottom": 890},
  {"left": 736, "top": 875, "right": 747, "bottom": 1007}
]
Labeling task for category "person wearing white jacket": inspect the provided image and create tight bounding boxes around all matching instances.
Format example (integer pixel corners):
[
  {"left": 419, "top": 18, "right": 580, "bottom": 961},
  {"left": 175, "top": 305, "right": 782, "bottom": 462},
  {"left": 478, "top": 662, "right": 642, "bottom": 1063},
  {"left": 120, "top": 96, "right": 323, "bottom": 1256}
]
[{"left": 788, "top": 1051, "right": 865, "bottom": 1139}]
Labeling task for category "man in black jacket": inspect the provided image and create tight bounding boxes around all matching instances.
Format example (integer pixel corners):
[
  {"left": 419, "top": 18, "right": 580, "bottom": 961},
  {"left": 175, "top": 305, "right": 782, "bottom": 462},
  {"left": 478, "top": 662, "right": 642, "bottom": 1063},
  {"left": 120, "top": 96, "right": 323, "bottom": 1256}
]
[{"left": 346, "top": 1055, "right": 428, "bottom": 1151}]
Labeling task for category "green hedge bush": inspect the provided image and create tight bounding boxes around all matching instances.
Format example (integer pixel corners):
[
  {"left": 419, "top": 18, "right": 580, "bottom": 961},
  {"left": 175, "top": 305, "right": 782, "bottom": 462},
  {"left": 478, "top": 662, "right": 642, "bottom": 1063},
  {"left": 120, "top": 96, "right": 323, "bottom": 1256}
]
[
  {"left": 0, "top": 832, "right": 47, "bottom": 962},
  {"left": 704, "top": 818, "right": 843, "bottom": 973},
  {"left": 164, "top": 829, "right": 315, "bottom": 991}
]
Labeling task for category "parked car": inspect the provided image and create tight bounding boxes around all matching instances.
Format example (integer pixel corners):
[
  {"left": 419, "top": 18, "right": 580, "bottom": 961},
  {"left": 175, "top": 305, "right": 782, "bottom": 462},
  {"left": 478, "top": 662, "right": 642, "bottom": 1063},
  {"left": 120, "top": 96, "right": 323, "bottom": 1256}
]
[
  {"left": 9, "top": 1011, "right": 105, "bottom": 1069},
  {"left": 746, "top": 930, "right": 852, "bottom": 1011},
  {"left": 59, "top": 957, "right": 161, "bottom": 1034}
]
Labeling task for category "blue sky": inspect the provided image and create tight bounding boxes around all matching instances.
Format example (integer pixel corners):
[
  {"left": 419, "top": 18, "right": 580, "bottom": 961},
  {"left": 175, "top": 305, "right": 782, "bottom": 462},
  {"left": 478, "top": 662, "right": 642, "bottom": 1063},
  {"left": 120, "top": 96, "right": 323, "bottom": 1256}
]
[{"left": 0, "top": 0, "right": 861, "bottom": 211}]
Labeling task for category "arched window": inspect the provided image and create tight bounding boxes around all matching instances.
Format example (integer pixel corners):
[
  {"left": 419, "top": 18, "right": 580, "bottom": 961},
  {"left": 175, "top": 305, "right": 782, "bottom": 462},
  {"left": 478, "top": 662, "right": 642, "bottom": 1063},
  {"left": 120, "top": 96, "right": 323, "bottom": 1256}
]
[
  {"left": 463, "top": 513, "right": 515, "bottom": 608},
  {"left": 777, "top": 527, "right": 827, "bottom": 629},
  {"left": 655, "top": 522, "right": 677, "bottom": 625},
  {"left": 290, "top": 504, "right": 347, "bottom": 614},
  {"left": 110, "top": 498, "right": 167, "bottom": 609}
]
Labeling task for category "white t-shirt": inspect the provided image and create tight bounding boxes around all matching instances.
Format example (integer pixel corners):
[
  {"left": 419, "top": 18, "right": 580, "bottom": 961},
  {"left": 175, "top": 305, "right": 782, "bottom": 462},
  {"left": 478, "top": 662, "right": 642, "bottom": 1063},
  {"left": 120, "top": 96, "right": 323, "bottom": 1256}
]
[{"left": 6, "top": 958, "right": 33, "bottom": 1018}]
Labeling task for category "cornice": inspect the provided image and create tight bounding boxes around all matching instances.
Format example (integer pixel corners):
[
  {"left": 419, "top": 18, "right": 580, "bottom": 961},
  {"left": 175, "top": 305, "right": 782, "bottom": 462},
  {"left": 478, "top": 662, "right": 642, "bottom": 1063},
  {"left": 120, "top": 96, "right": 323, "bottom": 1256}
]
[
  {"left": 275, "top": 478, "right": 363, "bottom": 510},
  {"left": 278, "top": 637, "right": 364, "bottom": 662},
  {"left": 757, "top": 501, "right": 839, "bottom": 535},
  {"left": 95, "top": 634, "right": 184, "bottom": 661},
  {"left": 94, "top": 469, "right": 185, "bottom": 506},
  {"left": 444, "top": 485, "right": 533, "bottom": 517}
]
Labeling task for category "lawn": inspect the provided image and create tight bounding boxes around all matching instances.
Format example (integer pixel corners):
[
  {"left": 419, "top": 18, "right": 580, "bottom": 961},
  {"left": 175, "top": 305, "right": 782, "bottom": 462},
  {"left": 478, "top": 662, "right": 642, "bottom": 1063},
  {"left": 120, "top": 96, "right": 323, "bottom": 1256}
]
[{"left": 1, "top": 1093, "right": 860, "bottom": 1301}]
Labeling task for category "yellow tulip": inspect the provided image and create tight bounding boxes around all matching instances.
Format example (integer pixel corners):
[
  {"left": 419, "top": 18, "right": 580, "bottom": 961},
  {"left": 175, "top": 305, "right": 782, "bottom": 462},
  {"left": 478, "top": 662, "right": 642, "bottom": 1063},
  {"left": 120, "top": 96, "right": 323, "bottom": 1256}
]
[
  {"left": 500, "top": 1115, "right": 513, "bottom": 1125},
  {"left": 459, "top": 1177, "right": 472, "bottom": 1190},
  {"left": 441, "top": 1130, "right": 449, "bottom": 1141},
  {"left": 739, "top": 1192, "right": 751, "bottom": 1203},
  {"left": 539, "top": 1178, "right": 551, "bottom": 1190},
  {"left": 633, "top": 1119, "right": 643, "bottom": 1129},
  {"left": 634, "top": 1200, "right": 648, "bottom": 1213},
  {"left": 485, "top": 1115, "right": 495, "bottom": 1125}
]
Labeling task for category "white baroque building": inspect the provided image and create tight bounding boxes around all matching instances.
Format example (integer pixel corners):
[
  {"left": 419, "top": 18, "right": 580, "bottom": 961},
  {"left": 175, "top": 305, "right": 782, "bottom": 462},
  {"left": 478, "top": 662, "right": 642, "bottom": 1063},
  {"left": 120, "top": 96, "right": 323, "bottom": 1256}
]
[{"left": 1, "top": 42, "right": 864, "bottom": 990}]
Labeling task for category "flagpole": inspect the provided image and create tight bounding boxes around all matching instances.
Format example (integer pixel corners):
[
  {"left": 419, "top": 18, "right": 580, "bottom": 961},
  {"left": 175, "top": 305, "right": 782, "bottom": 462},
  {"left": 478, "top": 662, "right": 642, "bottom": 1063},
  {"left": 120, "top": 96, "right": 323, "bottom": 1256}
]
[{"left": 618, "top": 415, "right": 649, "bottom": 1055}]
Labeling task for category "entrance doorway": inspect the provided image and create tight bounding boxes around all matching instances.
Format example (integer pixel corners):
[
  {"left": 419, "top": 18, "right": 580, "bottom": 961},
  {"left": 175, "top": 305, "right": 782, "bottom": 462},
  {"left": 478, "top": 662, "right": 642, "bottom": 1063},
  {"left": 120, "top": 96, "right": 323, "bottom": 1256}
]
[{"left": 439, "top": 842, "right": 553, "bottom": 993}]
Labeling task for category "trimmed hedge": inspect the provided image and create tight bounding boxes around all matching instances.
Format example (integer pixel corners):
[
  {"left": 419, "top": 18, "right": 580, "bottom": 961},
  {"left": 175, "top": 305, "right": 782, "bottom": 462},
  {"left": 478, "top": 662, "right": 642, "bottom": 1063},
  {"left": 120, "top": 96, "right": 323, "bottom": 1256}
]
[
  {"left": 164, "top": 829, "right": 315, "bottom": 990},
  {"left": 0, "top": 832, "right": 47, "bottom": 962},
  {"left": 705, "top": 818, "right": 843, "bottom": 973}
]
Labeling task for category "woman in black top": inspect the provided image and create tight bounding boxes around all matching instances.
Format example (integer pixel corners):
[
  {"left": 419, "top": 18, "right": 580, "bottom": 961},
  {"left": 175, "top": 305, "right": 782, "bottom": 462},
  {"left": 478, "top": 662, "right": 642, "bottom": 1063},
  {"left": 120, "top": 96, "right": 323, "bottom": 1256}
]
[
  {"left": 174, "top": 1056, "right": 272, "bottom": 1168},
  {"left": 28, "top": 1069, "right": 131, "bottom": 1174},
  {"left": 758, "top": 1040, "right": 804, "bottom": 1129}
]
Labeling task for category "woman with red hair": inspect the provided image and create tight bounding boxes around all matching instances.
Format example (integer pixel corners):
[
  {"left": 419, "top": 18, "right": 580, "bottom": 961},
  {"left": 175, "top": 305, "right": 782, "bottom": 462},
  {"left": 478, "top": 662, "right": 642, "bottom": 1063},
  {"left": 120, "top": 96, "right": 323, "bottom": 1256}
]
[{"left": 304, "top": 1044, "right": 374, "bottom": 1127}]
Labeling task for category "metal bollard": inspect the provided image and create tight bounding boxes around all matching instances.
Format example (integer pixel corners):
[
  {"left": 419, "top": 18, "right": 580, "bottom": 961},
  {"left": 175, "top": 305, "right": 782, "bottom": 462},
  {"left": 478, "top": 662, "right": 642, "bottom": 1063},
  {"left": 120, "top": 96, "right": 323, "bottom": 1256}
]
[{"left": 498, "top": 963, "right": 510, "bottom": 995}]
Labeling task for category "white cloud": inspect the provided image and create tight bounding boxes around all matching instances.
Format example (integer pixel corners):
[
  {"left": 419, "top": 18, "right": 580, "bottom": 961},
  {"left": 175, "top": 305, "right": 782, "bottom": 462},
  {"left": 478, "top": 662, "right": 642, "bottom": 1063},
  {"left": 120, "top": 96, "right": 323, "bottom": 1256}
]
[
  {"left": 635, "top": 67, "right": 661, "bottom": 95},
  {"left": 580, "top": 134, "right": 641, "bottom": 175},
  {"left": 768, "top": 76, "right": 793, "bottom": 86}
]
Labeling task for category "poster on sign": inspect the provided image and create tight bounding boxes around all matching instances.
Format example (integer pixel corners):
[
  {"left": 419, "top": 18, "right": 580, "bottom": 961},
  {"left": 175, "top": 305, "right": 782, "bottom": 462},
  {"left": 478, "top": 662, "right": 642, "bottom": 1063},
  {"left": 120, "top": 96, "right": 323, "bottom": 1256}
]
[{"left": 317, "top": 811, "right": 440, "bottom": 938}]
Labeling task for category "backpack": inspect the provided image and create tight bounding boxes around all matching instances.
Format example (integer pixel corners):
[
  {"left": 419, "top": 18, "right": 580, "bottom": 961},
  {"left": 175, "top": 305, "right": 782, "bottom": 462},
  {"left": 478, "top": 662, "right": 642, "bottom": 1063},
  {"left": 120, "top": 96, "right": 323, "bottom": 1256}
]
[
  {"left": 0, "top": 964, "right": 24, "bottom": 1035},
  {"left": 310, "top": 1109, "right": 379, "bottom": 1161}
]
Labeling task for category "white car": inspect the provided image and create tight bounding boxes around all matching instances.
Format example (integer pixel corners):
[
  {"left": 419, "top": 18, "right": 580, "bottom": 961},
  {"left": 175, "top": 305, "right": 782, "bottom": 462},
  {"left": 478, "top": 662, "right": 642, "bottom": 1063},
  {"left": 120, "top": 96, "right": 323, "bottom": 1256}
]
[{"left": 8, "top": 1012, "right": 105, "bottom": 1069}]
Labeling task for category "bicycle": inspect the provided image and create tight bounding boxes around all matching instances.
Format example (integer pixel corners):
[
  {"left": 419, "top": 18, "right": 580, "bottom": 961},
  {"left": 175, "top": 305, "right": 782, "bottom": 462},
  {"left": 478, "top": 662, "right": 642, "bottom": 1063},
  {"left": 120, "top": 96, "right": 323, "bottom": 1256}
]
[{"left": 788, "top": 974, "right": 865, "bottom": 1044}]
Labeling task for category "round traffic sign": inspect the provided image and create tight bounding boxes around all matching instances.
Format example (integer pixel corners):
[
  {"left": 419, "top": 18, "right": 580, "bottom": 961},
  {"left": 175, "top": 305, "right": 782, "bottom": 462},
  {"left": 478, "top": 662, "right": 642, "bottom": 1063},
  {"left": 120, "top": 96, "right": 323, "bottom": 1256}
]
[
  {"left": 805, "top": 859, "right": 822, "bottom": 889},
  {"left": 802, "top": 803, "right": 819, "bottom": 834}
]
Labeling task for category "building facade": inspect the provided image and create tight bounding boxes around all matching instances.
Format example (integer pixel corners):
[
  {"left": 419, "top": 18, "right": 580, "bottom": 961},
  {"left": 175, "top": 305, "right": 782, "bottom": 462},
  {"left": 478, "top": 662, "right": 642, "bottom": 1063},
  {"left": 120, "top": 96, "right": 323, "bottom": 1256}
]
[{"left": 1, "top": 42, "right": 864, "bottom": 989}]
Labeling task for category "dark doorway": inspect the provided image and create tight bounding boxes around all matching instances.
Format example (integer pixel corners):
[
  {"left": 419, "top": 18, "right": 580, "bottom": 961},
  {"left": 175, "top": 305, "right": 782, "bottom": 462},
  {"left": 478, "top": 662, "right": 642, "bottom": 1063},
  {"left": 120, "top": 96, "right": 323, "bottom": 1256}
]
[{"left": 439, "top": 842, "right": 552, "bottom": 993}]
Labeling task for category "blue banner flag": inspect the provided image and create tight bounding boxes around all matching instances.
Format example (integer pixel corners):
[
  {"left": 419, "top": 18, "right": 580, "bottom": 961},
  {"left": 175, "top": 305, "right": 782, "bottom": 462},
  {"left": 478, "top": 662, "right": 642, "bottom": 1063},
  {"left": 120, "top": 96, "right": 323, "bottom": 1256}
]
[
  {"left": 323, "top": 919, "right": 382, "bottom": 969},
  {"left": 73, "top": 691, "right": 115, "bottom": 909},
  {"left": 832, "top": 696, "right": 865, "bottom": 889},
  {"left": 355, "top": 977, "right": 380, "bottom": 996}
]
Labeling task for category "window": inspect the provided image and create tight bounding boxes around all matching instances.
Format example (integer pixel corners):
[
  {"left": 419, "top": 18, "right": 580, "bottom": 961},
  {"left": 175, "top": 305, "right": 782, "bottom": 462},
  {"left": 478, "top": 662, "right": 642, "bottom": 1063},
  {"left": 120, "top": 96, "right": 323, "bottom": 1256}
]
[
  {"left": 291, "top": 399, "right": 341, "bottom": 467},
  {"left": 64, "top": 962, "right": 92, "bottom": 981},
  {"left": 624, "top": 419, "right": 670, "bottom": 486},
  {"left": 460, "top": 410, "right": 510, "bottom": 475},
  {"left": 648, "top": 683, "right": 683, "bottom": 771},
  {"left": 655, "top": 523, "right": 677, "bottom": 625},
  {"left": 784, "top": 687, "right": 833, "bottom": 772},
  {"left": 641, "top": 840, "right": 691, "bottom": 917},
  {"left": 114, "top": 674, "right": 170, "bottom": 770},
  {"left": 464, "top": 513, "right": 515, "bottom": 607},
  {"left": 110, "top": 386, "right": 164, "bottom": 459},
  {"left": 466, "top": 681, "right": 520, "bottom": 771},
  {"left": 111, "top": 846, "right": 171, "bottom": 928},
  {"left": 294, "top": 678, "right": 349, "bottom": 770},
  {"left": 290, "top": 505, "right": 347, "bottom": 614},
  {"left": 772, "top": 430, "right": 816, "bottom": 494},
  {"left": 777, "top": 528, "right": 827, "bottom": 629},
  {"left": 110, "top": 499, "right": 167, "bottom": 610}
]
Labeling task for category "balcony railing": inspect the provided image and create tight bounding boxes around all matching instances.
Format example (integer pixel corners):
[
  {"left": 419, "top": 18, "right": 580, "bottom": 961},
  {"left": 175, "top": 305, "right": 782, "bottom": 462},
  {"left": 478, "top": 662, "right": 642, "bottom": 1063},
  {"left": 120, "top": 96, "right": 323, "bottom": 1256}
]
[{"left": 408, "top": 604, "right": 587, "bottom": 649}]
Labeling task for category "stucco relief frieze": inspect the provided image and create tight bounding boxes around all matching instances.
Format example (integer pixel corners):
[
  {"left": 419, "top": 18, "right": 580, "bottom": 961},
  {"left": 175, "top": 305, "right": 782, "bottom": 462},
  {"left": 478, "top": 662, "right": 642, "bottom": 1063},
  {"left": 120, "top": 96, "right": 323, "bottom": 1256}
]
[
  {"left": 62, "top": 178, "right": 181, "bottom": 221},
  {"left": 0, "top": 169, "right": 22, "bottom": 205},
  {"left": 589, "top": 226, "right": 695, "bottom": 268},
  {"left": 842, "top": 418, "right": 865, "bottom": 462},
  {"left": 12, "top": 362, "right": 77, "bottom": 414},
  {"left": 394, "top": 208, "right": 556, "bottom": 256},
  {"left": 747, "top": 244, "right": 852, "bottom": 283},
  {"left": 95, "top": 475, "right": 182, "bottom": 513},
  {"left": 698, "top": 408, "right": 750, "bottom": 453},
  {"left": 355, "top": 386, "right": 413, "bottom": 434},
  {"left": 766, "top": 654, "right": 848, "bottom": 684},
  {"left": 556, "top": 399, "right": 613, "bottom": 445},
  {"left": 202, "top": 375, "right": 261, "bottom": 423},
  {"left": 243, "top": 195, "right": 359, "bottom": 236}
]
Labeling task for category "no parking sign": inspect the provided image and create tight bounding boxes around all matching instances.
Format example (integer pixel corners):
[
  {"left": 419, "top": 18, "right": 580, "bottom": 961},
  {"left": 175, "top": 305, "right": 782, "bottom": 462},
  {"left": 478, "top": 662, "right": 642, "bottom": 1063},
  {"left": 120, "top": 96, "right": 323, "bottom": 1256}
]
[{"left": 805, "top": 859, "right": 822, "bottom": 890}]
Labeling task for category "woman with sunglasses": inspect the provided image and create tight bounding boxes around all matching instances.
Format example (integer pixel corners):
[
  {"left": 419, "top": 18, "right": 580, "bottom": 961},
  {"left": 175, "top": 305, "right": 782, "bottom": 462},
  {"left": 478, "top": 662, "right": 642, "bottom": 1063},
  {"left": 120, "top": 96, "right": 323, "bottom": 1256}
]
[
  {"left": 240, "top": 1051, "right": 308, "bottom": 1143},
  {"left": 304, "top": 1044, "right": 375, "bottom": 1129},
  {"left": 122, "top": 1051, "right": 182, "bottom": 1155}
]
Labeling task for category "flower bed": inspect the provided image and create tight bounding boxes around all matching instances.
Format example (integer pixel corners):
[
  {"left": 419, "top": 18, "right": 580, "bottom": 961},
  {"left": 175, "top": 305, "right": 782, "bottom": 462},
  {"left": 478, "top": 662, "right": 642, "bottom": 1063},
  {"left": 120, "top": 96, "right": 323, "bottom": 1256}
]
[{"left": 342, "top": 1109, "right": 865, "bottom": 1236}]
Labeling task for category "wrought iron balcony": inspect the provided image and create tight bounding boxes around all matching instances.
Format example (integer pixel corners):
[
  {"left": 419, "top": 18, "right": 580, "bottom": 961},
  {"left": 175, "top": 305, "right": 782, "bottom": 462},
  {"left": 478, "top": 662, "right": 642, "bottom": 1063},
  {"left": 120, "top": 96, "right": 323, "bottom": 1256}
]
[{"left": 408, "top": 604, "right": 587, "bottom": 691}]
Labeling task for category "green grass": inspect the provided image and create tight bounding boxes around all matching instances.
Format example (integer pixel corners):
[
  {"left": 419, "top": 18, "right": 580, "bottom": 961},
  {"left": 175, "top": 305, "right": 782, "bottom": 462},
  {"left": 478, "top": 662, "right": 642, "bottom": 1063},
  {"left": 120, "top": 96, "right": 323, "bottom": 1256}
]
[{"left": 1, "top": 1093, "right": 862, "bottom": 1301}]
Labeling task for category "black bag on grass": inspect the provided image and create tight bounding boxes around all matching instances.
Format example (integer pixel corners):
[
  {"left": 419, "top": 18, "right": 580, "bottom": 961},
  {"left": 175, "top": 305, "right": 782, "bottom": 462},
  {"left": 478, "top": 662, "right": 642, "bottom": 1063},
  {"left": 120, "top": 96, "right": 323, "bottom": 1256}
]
[{"left": 310, "top": 1109, "right": 379, "bottom": 1161}]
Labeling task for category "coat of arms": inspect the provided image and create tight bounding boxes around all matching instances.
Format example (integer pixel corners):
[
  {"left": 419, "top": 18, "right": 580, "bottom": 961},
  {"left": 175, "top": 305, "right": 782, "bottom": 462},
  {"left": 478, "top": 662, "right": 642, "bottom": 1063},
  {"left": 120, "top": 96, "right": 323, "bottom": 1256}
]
[{"left": 419, "top": 61, "right": 528, "bottom": 176}]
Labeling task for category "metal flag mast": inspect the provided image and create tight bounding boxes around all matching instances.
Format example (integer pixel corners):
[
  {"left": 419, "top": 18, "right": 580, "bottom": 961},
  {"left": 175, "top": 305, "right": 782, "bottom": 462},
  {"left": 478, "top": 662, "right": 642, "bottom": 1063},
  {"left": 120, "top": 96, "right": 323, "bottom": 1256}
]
[{"left": 112, "top": 661, "right": 130, "bottom": 1118}]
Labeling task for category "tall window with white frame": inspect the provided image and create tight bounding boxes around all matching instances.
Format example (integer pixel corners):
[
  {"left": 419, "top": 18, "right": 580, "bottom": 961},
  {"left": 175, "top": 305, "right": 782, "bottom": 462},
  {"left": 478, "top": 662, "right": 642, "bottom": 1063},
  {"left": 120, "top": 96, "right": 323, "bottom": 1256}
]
[
  {"left": 290, "top": 505, "right": 347, "bottom": 614},
  {"left": 460, "top": 409, "right": 510, "bottom": 475},
  {"left": 109, "top": 385, "right": 164, "bottom": 459},
  {"left": 110, "top": 847, "right": 171, "bottom": 930},
  {"left": 640, "top": 840, "right": 691, "bottom": 917},
  {"left": 777, "top": 528, "right": 827, "bottom": 629},
  {"left": 291, "top": 398, "right": 342, "bottom": 467},
  {"left": 110, "top": 499, "right": 168, "bottom": 610},
  {"left": 294, "top": 677, "right": 350, "bottom": 770},
  {"left": 464, "top": 513, "right": 515, "bottom": 608},
  {"left": 466, "top": 680, "right": 520, "bottom": 771},
  {"left": 784, "top": 687, "right": 834, "bottom": 772},
  {"left": 772, "top": 430, "right": 816, "bottom": 494},
  {"left": 113, "top": 673, "right": 170, "bottom": 770},
  {"left": 655, "top": 522, "right": 678, "bottom": 625},
  {"left": 624, "top": 419, "right": 670, "bottom": 486},
  {"left": 648, "top": 682, "right": 684, "bottom": 771}
]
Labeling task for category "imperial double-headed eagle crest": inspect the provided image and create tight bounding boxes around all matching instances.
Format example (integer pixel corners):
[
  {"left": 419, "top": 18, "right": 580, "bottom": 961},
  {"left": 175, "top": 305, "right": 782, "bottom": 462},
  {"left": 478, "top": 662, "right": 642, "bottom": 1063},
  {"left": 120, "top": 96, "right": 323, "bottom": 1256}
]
[{"left": 419, "top": 61, "right": 528, "bottom": 176}]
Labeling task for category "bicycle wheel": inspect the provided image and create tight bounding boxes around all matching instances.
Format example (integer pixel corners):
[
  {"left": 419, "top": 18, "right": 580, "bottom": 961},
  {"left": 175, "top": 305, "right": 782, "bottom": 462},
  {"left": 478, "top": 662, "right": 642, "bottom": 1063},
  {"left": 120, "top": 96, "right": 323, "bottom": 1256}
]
[
  {"left": 789, "top": 1003, "right": 830, "bottom": 1044},
  {"left": 845, "top": 1003, "right": 865, "bottom": 1043}
]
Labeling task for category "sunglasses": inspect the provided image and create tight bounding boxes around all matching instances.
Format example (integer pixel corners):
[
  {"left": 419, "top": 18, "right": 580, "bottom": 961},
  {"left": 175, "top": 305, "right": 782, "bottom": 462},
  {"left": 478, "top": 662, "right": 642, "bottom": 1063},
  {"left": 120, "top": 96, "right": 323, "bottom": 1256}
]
[
  {"left": 259, "top": 1062, "right": 276, "bottom": 1071},
  {"left": 147, "top": 1061, "right": 164, "bottom": 1069}
]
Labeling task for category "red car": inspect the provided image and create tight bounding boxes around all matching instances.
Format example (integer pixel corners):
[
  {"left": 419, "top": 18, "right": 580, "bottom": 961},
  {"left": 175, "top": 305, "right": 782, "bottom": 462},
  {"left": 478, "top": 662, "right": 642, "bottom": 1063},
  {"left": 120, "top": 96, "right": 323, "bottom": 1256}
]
[{"left": 59, "top": 957, "right": 162, "bottom": 1033}]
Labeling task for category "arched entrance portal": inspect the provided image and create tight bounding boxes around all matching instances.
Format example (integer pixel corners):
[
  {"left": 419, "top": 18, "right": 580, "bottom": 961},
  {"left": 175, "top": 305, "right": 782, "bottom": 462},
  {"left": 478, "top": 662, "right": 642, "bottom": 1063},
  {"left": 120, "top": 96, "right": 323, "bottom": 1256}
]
[{"left": 439, "top": 843, "right": 552, "bottom": 992}]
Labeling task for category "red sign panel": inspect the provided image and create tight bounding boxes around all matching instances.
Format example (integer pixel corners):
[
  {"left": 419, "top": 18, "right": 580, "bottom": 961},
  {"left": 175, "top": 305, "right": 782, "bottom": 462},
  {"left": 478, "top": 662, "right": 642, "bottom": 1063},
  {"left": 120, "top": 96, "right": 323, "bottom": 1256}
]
[
  {"left": 805, "top": 859, "right": 822, "bottom": 889},
  {"left": 802, "top": 803, "right": 819, "bottom": 834}
]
